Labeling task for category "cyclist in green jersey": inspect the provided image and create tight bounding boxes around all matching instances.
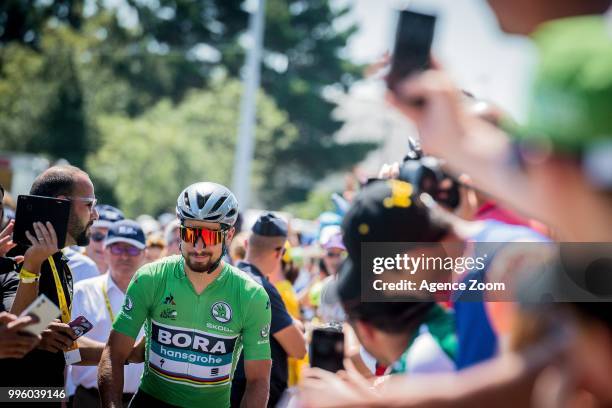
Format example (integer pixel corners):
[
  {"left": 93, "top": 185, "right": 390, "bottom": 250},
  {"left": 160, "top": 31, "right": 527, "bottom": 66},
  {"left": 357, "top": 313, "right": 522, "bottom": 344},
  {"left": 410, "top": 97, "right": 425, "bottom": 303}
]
[{"left": 98, "top": 182, "right": 272, "bottom": 408}]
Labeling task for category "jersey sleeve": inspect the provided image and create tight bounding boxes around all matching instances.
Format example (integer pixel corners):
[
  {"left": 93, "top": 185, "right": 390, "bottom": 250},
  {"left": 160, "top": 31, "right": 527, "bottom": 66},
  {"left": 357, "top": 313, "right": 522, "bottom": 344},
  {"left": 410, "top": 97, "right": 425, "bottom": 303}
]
[
  {"left": 241, "top": 286, "right": 272, "bottom": 361},
  {"left": 112, "top": 264, "right": 156, "bottom": 339}
]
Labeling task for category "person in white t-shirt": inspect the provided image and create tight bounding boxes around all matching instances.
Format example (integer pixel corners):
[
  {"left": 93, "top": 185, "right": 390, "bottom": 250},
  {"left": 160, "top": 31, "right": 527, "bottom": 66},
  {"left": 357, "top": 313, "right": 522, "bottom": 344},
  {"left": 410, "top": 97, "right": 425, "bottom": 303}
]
[{"left": 69, "top": 220, "right": 146, "bottom": 407}]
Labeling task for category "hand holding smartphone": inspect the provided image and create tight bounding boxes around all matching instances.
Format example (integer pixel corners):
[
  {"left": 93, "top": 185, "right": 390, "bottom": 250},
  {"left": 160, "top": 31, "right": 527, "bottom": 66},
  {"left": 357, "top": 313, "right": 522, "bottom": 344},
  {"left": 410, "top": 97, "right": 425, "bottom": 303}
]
[
  {"left": 387, "top": 10, "right": 437, "bottom": 106},
  {"left": 68, "top": 315, "right": 93, "bottom": 339},
  {"left": 64, "top": 315, "right": 94, "bottom": 365},
  {"left": 0, "top": 312, "right": 42, "bottom": 359},
  {"left": 19, "top": 294, "right": 61, "bottom": 336}
]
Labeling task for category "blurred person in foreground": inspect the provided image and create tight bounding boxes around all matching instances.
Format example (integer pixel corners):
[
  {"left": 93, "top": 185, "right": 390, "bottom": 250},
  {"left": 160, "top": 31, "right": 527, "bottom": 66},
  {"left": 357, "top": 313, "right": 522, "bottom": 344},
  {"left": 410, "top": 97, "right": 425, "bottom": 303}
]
[
  {"left": 334, "top": 180, "right": 459, "bottom": 375},
  {"left": 301, "top": 290, "right": 612, "bottom": 407},
  {"left": 373, "top": 163, "right": 547, "bottom": 367},
  {"left": 387, "top": 0, "right": 612, "bottom": 241},
  {"left": 231, "top": 213, "right": 307, "bottom": 407},
  {"left": 70, "top": 220, "right": 147, "bottom": 407},
  {"left": 510, "top": 302, "right": 612, "bottom": 407},
  {"left": 300, "top": 321, "right": 572, "bottom": 408},
  {"left": 298, "top": 182, "right": 565, "bottom": 408}
]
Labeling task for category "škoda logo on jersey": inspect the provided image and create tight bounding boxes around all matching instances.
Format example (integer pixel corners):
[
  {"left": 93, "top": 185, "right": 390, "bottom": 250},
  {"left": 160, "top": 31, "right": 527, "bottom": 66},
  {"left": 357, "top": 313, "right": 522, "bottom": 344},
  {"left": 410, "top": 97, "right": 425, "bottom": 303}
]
[
  {"left": 152, "top": 322, "right": 237, "bottom": 355},
  {"left": 211, "top": 301, "right": 232, "bottom": 323}
]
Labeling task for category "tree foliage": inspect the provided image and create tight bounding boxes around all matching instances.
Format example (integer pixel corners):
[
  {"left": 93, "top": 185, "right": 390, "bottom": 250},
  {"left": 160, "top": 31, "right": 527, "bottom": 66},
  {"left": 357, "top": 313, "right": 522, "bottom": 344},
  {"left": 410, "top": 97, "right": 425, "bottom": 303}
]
[
  {"left": 87, "top": 79, "right": 298, "bottom": 217},
  {"left": 0, "top": 27, "right": 90, "bottom": 167},
  {"left": 0, "top": 0, "right": 377, "bottom": 211},
  {"left": 0, "top": 0, "right": 84, "bottom": 48}
]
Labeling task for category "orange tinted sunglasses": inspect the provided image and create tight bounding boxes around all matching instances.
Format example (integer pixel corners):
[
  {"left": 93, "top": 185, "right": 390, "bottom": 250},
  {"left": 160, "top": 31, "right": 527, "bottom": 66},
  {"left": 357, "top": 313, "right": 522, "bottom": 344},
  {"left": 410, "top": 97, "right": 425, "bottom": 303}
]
[{"left": 179, "top": 226, "right": 225, "bottom": 246}]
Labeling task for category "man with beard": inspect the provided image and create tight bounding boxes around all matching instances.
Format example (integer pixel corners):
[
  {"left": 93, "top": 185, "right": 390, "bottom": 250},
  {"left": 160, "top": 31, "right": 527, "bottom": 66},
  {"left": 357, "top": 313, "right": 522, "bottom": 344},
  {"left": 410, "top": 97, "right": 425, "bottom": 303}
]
[
  {"left": 0, "top": 165, "right": 102, "bottom": 394},
  {"left": 64, "top": 204, "right": 125, "bottom": 281},
  {"left": 98, "top": 182, "right": 272, "bottom": 408}
]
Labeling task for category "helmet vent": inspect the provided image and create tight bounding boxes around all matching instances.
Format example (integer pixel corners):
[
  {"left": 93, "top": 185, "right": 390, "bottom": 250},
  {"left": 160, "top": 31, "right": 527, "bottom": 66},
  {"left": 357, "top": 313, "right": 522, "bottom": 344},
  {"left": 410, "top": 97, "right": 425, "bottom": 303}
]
[
  {"left": 198, "top": 193, "right": 211, "bottom": 209},
  {"left": 210, "top": 196, "right": 227, "bottom": 213}
]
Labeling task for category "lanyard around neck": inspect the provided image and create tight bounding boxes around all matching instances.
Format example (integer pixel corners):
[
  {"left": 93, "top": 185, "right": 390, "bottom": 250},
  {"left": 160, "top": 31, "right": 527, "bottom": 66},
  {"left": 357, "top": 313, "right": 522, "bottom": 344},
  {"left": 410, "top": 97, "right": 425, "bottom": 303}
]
[
  {"left": 101, "top": 280, "right": 115, "bottom": 322},
  {"left": 48, "top": 256, "right": 71, "bottom": 324}
]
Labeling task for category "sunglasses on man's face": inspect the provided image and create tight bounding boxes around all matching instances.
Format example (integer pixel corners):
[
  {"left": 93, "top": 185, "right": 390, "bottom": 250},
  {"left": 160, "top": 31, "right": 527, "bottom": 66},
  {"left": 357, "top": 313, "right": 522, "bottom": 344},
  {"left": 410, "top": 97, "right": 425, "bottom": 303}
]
[
  {"left": 179, "top": 225, "right": 225, "bottom": 246},
  {"left": 326, "top": 251, "right": 346, "bottom": 259},
  {"left": 109, "top": 244, "right": 142, "bottom": 256}
]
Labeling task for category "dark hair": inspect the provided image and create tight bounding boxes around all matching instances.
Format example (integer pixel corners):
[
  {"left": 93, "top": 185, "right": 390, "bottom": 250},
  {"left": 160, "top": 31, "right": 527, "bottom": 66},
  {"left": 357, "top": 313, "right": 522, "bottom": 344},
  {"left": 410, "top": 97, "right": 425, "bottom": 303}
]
[
  {"left": 29, "top": 165, "right": 86, "bottom": 197},
  {"left": 344, "top": 301, "right": 434, "bottom": 335},
  {"left": 0, "top": 183, "right": 4, "bottom": 198},
  {"left": 281, "top": 259, "right": 300, "bottom": 285}
]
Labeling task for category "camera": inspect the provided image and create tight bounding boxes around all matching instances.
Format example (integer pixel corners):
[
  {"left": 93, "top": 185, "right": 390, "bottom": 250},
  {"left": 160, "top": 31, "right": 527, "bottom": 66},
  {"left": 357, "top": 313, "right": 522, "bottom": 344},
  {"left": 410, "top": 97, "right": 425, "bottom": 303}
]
[
  {"left": 310, "top": 325, "right": 344, "bottom": 373},
  {"left": 397, "top": 144, "right": 461, "bottom": 209}
]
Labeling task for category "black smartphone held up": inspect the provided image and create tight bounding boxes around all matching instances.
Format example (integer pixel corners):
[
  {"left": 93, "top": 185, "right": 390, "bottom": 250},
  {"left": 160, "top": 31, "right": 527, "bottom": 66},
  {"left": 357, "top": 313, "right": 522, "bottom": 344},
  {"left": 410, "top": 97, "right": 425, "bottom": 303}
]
[
  {"left": 310, "top": 327, "right": 345, "bottom": 373},
  {"left": 13, "top": 195, "right": 71, "bottom": 249},
  {"left": 387, "top": 10, "right": 437, "bottom": 93}
]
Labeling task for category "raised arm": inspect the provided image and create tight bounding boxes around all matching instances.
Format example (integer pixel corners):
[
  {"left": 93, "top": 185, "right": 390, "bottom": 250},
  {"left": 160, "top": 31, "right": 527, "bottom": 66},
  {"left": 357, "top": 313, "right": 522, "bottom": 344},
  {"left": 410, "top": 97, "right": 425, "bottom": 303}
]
[{"left": 11, "top": 222, "right": 59, "bottom": 315}]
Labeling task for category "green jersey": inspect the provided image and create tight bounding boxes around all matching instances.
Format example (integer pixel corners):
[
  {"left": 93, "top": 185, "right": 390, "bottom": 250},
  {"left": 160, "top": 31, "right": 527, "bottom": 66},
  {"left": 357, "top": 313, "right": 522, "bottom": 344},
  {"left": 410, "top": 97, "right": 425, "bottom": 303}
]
[
  {"left": 390, "top": 305, "right": 457, "bottom": 375},
  {"left": 113, "top": 256, "right": 271, "bottom": 407}
]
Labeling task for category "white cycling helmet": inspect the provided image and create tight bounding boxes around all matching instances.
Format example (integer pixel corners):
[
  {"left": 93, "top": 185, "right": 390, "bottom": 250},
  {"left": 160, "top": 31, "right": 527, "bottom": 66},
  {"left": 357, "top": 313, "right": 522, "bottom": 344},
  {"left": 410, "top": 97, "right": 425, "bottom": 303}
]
[{"left": 176, "top": 182, "right": 239, "bottom": 228}]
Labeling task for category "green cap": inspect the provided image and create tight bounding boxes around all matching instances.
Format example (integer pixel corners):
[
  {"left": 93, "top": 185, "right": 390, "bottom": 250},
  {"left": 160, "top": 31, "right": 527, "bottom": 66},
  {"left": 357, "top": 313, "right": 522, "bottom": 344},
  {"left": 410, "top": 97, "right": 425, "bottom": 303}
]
[{"left": 515, "top": 15, "right": 612, "bottom": 153}]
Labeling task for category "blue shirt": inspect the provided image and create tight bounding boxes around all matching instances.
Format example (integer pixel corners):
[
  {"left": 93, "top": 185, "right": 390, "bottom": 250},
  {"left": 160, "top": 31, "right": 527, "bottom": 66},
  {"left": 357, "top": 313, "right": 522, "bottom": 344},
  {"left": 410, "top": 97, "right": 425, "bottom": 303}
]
[
  {"left": 232, "top": 262, "right": 293, "bottom": 388},
  {"left": 453, "top": 221, "right": 548, "bottom": 369}
]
